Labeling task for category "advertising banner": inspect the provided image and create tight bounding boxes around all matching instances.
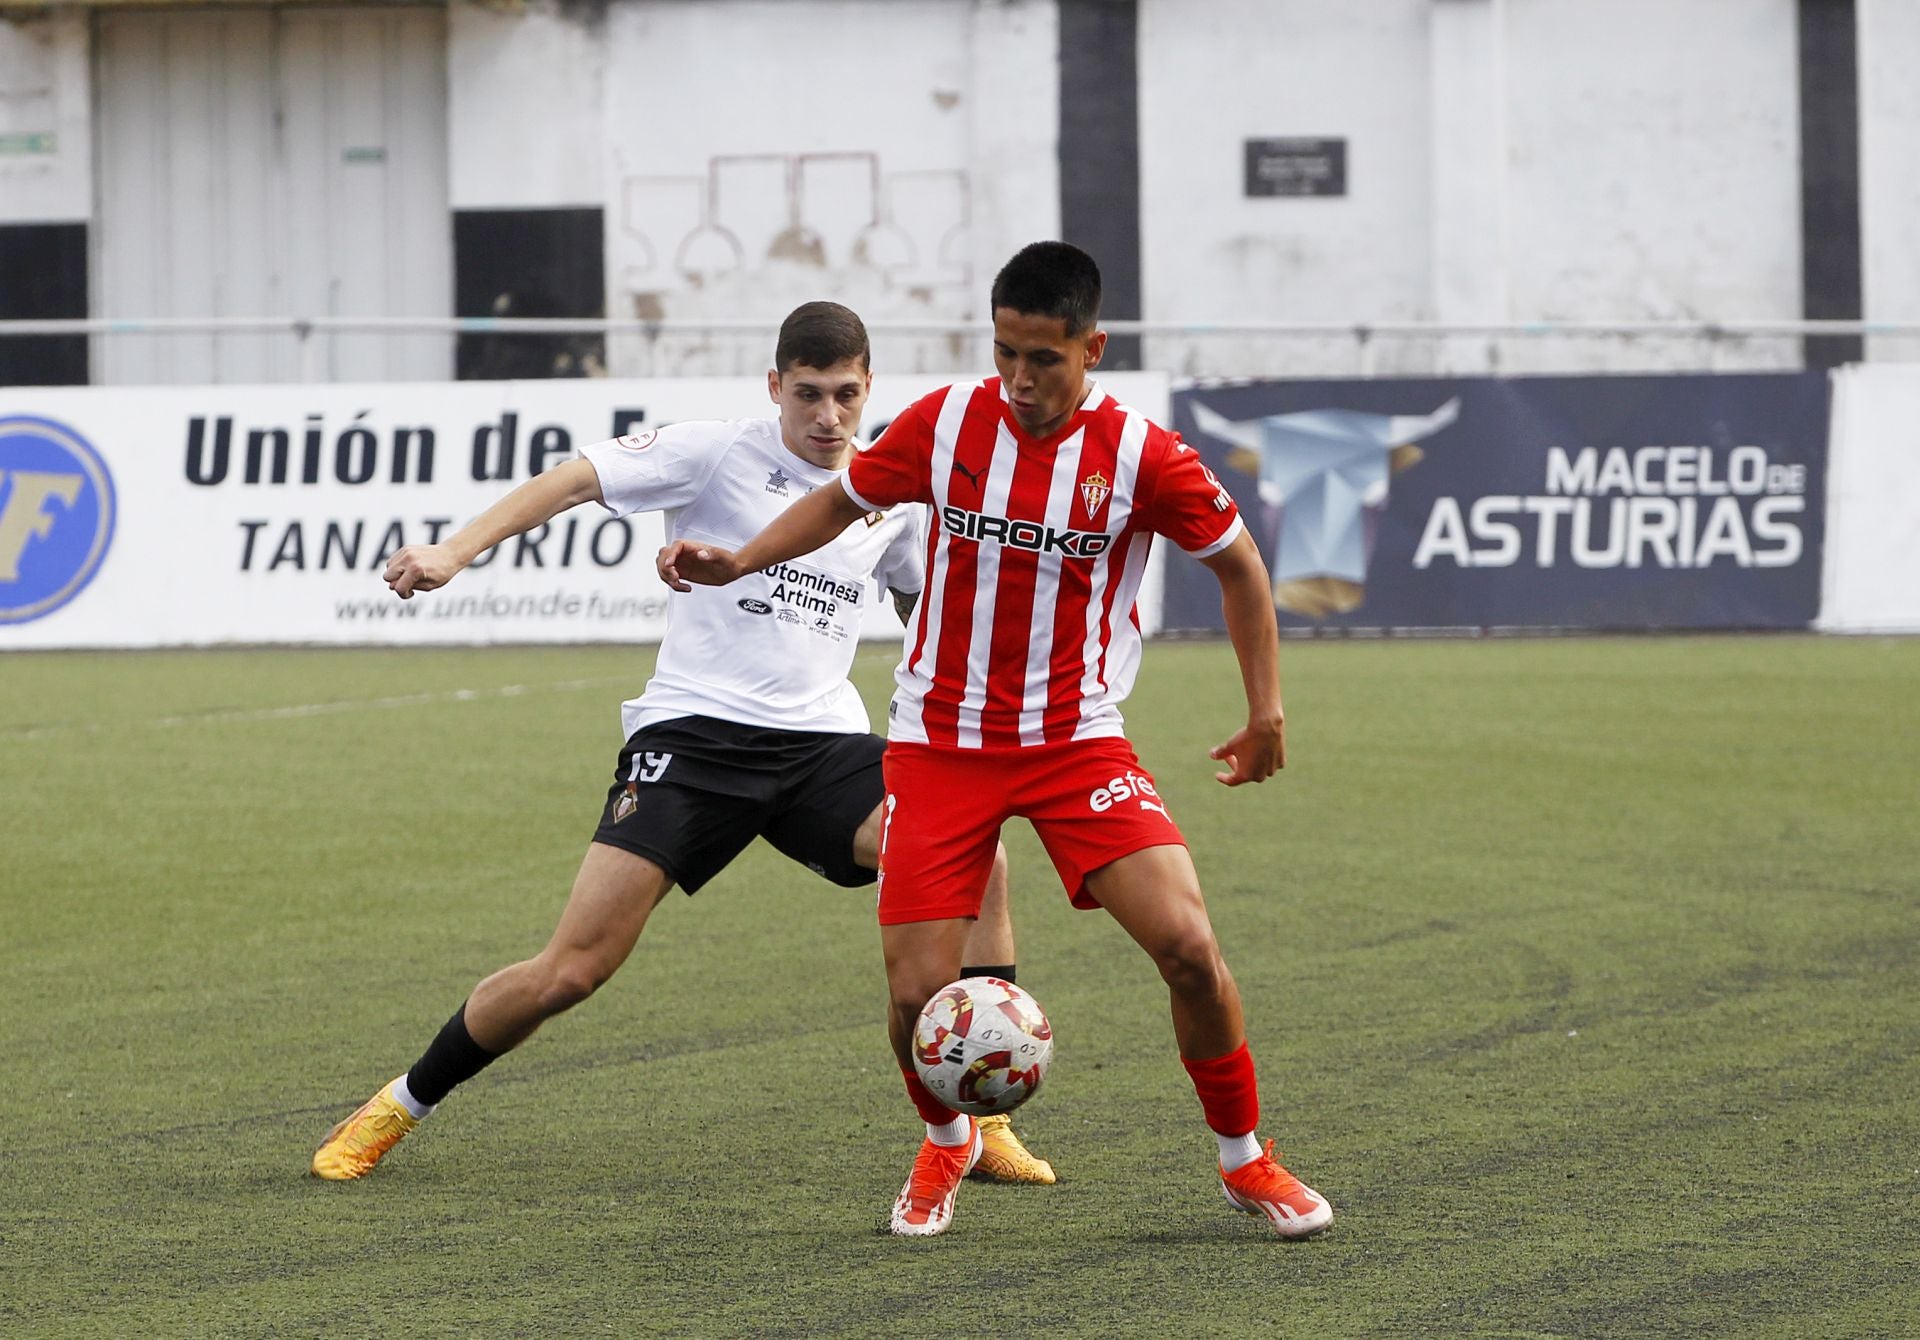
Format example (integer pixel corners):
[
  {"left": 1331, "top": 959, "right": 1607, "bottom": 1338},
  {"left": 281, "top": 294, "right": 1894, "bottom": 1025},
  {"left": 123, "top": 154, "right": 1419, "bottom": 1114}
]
[
  {"left": 0, "top": 373, "right": 1168, "bottom": 649},
  {"left": 1162, "top": 372, "right": 1829, "bottom": 632},
  {"left": 1818, "top": 364, "right": 1920, "bottom": 633}
]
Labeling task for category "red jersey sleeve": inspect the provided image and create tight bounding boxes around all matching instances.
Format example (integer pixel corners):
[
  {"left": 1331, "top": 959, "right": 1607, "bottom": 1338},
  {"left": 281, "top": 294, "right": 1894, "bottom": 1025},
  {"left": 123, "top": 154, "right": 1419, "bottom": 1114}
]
[
  {"left": 846, "top": 392, "right": 939, "bottom": 511},
  {"left": 1133, "top": 427, "right": 1245, "bottom": 556}
]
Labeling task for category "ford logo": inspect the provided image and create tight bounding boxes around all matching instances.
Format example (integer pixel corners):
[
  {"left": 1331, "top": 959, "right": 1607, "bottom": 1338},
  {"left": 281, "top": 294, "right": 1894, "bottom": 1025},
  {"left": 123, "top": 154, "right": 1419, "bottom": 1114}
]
[{"left": 736, "top": 598, "right": 773, "bottom": 615}]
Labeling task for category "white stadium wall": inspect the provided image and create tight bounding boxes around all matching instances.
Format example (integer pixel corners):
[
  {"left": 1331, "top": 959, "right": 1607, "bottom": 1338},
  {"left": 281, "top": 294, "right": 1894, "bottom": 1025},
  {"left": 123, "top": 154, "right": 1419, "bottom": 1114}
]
[
  {"left": 1134, "top": 0, "right": 1806, "bottom": 379},
  {"left": 448, "top": 0, "right": 606, "bottom": 211},
  {"left": 598, "top": 0, "right": 1059, "bottom": 378},
  {"left": 0, "top": 12, "right": 91, "bottom": 226},
  {"left": 5, "top": 0, "right": 1917, "bottom": 387},
  {"left": 0, "top": 13, "right": 92, "bottom": 387},
  {"left": 1859, "top": 0, "right": 1920, "bottom": 364},
  {"left": 1497, "top": 0, "right": 1803, "bottom": 374},
  {"left": 1818, "top": 364, "right": 1920, "bottom": 634},
  {"left": 1137, "top": 0, "right": 1438, "bottom": 379}
]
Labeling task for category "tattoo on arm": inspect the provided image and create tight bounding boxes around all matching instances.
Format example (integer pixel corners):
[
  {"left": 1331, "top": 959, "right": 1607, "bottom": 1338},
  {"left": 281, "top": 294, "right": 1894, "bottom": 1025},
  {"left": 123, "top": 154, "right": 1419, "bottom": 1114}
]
[{"left": 891, "top": 589, "right": 918, "bottom": 624}]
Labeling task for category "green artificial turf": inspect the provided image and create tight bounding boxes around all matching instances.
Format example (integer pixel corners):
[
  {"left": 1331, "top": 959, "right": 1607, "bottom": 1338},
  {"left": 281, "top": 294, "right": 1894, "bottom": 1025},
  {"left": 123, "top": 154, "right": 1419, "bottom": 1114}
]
[{"left": 2, "top": 636, "right": 1914, "bottom": 1337}]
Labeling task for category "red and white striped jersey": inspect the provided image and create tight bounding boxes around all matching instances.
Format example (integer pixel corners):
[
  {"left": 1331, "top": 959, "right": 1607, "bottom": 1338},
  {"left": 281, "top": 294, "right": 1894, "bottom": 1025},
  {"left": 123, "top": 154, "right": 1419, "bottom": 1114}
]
[{"left": 845, "top": 377, "right": 1245, "bottom": 749}]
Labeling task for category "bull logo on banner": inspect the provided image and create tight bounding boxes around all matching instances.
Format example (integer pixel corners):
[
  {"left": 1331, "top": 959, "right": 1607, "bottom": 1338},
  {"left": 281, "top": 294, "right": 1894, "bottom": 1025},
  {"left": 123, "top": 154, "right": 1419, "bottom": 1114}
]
[{"left": 1190, "top": 398, "right": 1459, "bottom": 619}]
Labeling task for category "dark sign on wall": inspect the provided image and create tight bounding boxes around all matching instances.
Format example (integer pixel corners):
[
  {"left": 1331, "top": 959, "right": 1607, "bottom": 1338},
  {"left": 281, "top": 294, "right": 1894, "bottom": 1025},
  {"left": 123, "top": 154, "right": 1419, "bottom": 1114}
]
[
  {"left": 1163, "top": 372, "right": 1830, "bottom": 632},
  {"left": 1244, "top": 137, "right": 1347, "bottom": 198}
]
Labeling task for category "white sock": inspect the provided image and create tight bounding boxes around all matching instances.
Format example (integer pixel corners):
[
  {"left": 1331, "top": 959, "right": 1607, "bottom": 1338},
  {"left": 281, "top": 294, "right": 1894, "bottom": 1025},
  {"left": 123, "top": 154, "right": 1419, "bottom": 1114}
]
[
  {"left": 926, "top": 1113, "right": 972, "bottom": 1147},
  {"left": 389, "top": 1074, "right": 436, "bottom": 1120},
  {"left": 1217, "top": 1130, "right": 1262, "bottom": 1172}
]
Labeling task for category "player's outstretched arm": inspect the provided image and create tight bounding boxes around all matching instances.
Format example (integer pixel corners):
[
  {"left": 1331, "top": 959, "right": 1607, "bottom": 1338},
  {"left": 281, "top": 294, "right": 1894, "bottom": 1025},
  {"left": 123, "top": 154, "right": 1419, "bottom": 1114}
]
[
  {"left": 385, "top": 458, "right": 604, "bottom": 599},
  {"left": 1199, "top": 529, "right": 1286, "bottom": 785},
  {"left": 656, "top": 477, "right": 870, "bottom": 590}
]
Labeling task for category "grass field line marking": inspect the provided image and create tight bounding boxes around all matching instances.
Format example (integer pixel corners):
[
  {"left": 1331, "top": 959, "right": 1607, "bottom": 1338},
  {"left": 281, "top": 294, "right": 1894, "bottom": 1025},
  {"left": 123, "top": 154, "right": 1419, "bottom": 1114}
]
[
  {"left": 4, "top": 676, "right": 636, "bottom": 740},
  {"left": 22, "top": 1020, "right": 868, "bottom": 1156}
]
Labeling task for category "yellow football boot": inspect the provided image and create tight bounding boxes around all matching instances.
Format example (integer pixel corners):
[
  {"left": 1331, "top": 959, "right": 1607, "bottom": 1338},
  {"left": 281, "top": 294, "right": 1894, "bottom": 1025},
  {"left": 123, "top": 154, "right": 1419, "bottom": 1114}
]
[
  {"left": 310, "top": 1079, "right": 418, "bottom": 1180},
  {"left": 969, "top": 1112, "right": 1056, "bottom": 1185}
]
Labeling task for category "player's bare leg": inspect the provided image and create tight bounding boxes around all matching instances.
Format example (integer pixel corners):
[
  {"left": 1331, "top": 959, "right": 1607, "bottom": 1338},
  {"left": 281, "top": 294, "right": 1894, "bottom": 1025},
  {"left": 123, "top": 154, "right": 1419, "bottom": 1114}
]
[
  {"left": 464, "top": 844, "right": 674, "bottom": 1051},
  {"left": 853, "top": 815, "right": 1053, "bottom": 1184},
  {"left": 1086, "top": 844, "right": 1332, "bottom": 1238},
  {"left": 312, "top": 844, "right": 670, "bottom": 1180},
  {"left": 1085, "top": 845, "right": 1243, "bottom": 1056},
  {"left": 882, "top": 916, "right": 976, "bottom": 1073}
]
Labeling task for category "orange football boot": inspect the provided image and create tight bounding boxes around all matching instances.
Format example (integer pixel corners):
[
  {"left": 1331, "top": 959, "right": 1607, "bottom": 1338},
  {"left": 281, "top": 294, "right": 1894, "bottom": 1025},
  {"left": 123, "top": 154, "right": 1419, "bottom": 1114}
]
[{"left": 1220, "top": 1141, "right": 1333, "bottom": 1238}]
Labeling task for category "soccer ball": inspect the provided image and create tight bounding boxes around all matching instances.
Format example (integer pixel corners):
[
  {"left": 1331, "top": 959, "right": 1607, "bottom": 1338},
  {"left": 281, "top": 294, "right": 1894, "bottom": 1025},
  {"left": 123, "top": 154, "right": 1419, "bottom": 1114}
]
[{"left": 911, "top": 976, "right": 1053, "bottom": 1116}]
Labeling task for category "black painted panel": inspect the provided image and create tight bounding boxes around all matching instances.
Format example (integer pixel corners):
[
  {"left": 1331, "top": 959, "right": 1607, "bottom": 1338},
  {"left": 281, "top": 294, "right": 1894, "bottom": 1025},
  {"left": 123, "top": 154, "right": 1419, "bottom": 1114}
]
[
  {"left": 0, "top": 222, "right": 88, "bottom": 387},
  {"left": 454, "top": 207, "right": 606, "bottom": 380},
  {"left": 1058, "top": 0, "right": 1142, "bottom": 370},
  {"left": 1798, "top": 0, "right": 1863, "bottom": 368}
]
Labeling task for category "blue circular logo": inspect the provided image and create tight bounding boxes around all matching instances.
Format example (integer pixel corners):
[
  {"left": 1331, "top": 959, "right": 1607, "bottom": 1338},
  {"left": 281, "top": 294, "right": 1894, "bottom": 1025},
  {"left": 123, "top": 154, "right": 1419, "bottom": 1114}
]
[{"left": 0, "top": 416, "right": 117, "bottom": 624}]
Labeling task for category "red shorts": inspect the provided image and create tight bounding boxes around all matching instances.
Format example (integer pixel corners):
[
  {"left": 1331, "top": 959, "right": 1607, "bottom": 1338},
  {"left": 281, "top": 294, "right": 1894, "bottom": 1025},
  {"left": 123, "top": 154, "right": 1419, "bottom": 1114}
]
[{"left": 876, "top": 737, "right": 1187, "bottom": 926}]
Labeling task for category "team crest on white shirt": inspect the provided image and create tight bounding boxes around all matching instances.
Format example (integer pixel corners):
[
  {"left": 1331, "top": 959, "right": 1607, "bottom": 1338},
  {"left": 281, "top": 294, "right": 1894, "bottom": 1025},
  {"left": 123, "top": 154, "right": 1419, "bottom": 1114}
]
[{"left": 1080, "top": 469, "right": 1111, "bottom": 519}]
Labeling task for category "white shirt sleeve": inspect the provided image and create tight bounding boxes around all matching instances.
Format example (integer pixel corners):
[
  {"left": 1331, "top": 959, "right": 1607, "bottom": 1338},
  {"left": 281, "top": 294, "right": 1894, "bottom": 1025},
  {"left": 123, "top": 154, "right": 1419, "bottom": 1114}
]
[
  {"left": 579, "top": 421, "right": 736, "bottom": 517},
  {"left": 871, "top": 503, "right": 928, "bottom": 596}
]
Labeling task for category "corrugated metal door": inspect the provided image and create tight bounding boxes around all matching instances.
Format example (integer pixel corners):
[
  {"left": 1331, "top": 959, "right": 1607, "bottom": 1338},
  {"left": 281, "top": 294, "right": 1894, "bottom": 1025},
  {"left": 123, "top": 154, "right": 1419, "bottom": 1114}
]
[{"left": 94, "top": 8, "right": 449, "bottom": 384}]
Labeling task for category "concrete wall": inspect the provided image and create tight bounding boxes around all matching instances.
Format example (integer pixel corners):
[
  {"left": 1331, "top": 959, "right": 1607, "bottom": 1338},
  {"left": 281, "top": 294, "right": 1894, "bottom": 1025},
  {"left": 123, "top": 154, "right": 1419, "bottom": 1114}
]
[
  {"left": 1500, "top": 0, "right": 1802, "bottom": 374},
  {"left": 0, "top": 12, "right": 91, "bottom": 224},
  {"left": 7, "top": 0, "right": 1916, "bottom": 383},
  {"left": 448, "top": 0, "right": 605, "bottom": 211},
  {"left": 596, "top": 0, "right": 1057, "bottom": 377},
  {"left": 1, "top": 14, "right": 93, "bottom": 383},
  {"left": 1136, "top": 0, "right": 1808, "bottom": 378},
  {"left": 1139, "top": 0, "right": 1436, "bottom": 378},
  {"left": 1859, "top": 0, "right": 1920, "bottom": 363}
]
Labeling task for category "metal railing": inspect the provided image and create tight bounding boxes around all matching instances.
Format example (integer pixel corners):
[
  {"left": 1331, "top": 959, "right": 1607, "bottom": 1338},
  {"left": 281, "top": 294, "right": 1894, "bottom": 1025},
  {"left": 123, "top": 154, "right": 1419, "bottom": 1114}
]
[{"left": 6, "top": 316, "right": 1920, "bottom": 381}]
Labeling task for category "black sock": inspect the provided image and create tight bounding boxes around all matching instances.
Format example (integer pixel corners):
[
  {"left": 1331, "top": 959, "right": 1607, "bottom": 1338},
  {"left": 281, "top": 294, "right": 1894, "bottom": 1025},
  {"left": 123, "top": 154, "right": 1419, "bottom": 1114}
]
[
  {"left": 962, "top": 964, "right": 1016, "bottom": 985},
  {"left": 405, "top": 1003, "right": 500, "bottom": 1107}
]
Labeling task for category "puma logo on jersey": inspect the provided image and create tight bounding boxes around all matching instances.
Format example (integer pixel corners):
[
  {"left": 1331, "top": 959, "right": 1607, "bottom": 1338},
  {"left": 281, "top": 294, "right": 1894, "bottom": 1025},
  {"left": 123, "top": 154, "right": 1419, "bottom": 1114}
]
[
  {"left": 1138, "top": 798, "right": 1170, "bottom": 818},
  {"left": 939, "top": 505, "right": 1113, "bottom": 558},
  {"left": 951, "top": 460, "right": 988, "bottom": 490}
]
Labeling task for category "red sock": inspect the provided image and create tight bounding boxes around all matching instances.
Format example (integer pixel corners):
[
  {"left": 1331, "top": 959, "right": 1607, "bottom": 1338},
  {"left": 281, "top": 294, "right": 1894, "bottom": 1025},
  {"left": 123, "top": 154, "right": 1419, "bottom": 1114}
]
[
  {"left": 901, "top": 1067, "right": 955, "bottom": 1126},
  {"left": 1182, "top": 1041, "right": 1260, "bottom": 1136}
]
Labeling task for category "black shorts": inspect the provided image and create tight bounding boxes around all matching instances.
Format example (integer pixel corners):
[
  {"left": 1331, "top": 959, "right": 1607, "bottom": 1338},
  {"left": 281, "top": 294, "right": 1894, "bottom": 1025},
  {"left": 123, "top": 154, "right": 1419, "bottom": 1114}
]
[{"left": 590, "top": 715, "right": 885, "bottom": 894}]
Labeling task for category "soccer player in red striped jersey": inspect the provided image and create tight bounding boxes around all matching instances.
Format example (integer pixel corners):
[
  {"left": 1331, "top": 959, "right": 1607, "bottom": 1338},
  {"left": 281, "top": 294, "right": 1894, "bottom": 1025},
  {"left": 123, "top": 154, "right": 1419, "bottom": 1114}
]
[{"left": 658, "top": 242, "right": 1332, "bottom": 1239}]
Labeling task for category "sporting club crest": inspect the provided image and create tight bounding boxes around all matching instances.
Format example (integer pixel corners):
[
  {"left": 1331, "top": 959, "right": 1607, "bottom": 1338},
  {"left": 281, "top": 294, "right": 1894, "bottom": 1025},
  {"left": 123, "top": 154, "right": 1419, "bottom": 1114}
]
[{"left": 1079, "top": 469, "right": 1110, "bottom": 520}]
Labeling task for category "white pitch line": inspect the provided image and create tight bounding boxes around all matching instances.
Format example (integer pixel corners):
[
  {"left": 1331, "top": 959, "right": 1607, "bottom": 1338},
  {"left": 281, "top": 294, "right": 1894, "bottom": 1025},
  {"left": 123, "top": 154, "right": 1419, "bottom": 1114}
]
[{"left": 4, "top": 676, "right": 635, "bottom": 741}]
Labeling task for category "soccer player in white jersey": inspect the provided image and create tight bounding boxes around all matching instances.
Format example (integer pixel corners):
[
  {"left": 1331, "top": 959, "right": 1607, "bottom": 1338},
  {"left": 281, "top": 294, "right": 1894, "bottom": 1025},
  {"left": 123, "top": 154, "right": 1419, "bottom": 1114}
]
[
  {"left": 311, "top": 303, "right": 1053, "bottom": 1186},
  {"left": 659, "top": 246, "right": 1333, "bottom": 1239}
]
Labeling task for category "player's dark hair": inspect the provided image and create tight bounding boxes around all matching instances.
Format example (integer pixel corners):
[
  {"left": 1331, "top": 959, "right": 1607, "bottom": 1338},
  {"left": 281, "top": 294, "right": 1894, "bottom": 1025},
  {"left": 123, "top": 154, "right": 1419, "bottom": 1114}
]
[
  {"left": 990, "top": 241, "right": 1103, "bottom": 336},
  {"left": 775, "top": 301, "right": 870, "bottom": 373}
]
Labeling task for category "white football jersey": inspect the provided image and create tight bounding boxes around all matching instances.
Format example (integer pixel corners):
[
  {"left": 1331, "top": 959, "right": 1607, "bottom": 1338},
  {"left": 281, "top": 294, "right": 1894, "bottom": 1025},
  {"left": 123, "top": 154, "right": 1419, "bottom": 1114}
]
[{"left": 581, "top": 419, "right": 923, "bottom": 740}]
